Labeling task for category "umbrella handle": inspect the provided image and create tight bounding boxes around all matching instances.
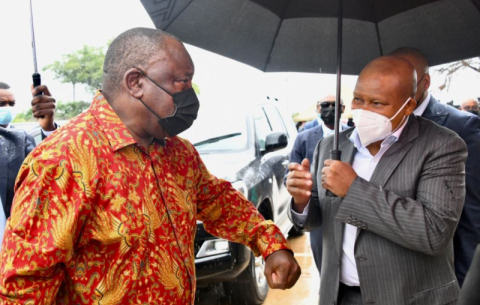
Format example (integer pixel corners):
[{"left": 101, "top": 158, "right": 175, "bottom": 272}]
[
  {"left": 325, "top": 149, "right": 342, "bottom": 197},
  {"left": 33, "top": 72, "right": 42, "bottom": 95},
  {"left": 32, "top": 72, "right": 45, "bottom": 119}
]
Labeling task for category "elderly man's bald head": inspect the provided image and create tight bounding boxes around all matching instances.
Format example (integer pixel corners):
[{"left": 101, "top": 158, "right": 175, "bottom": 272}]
[
  {"left": 359, "top": 56, "right": 417, "bottom": 99},
  {"left": 391, "top": 48, "right": 429, "bottom": 75},
  {"left": 352, "top": 56, "right": 418, "bottom": 139},
  {"left": 460, "top": 98, "right": 479, "bottom": 114},
  {"left": 102, "top": 27, "right": 184, "bottom": 98},
  {"left": 391, "top": 48, "right": 431, "bottom": 104}
]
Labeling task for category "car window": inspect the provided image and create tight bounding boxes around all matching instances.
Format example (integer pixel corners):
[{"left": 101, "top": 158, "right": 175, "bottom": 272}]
[
  {"left": 180, "top": 105, "right": 248, "bottom": 153},
  {"left": 253, "top": 107, "right": 271, "bottom": 151},
  {"left": 263, "top": 105, "right": 288, "bottom": 136}
]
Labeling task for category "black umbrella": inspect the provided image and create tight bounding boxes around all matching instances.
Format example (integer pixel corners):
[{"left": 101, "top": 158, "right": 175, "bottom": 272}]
[
  {"left": 141, "top": 0, "right": 480, "bottom": 193},
  {"left": 140, "top": 0, "right": 480, "bottom": 74}
]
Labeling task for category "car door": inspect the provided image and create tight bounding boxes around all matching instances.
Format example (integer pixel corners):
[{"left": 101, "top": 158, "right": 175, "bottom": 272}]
[{"left": 260, "top": 105, "right": 292, "bottom": 225}]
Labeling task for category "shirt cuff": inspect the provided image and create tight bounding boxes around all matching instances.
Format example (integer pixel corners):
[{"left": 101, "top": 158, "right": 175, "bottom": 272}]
[
  {"left": 41, "top": 122, "right": 58, "bottom": 136},
  {"left": 255, "top": 220, "right": 292, "bottom": 260},
  {"left": 290, "top": 200, "right": 310, "bottom": 226}
]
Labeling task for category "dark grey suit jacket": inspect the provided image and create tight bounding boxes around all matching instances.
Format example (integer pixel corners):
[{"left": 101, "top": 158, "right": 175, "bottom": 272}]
[
  {"left": 422, "top": 96, "right": 480, "bottom": 286},
  {"left": 0, "top": 128, "right": 35, "bottom": 218},
  {"left": 290, "top": 115, "right": 467, "bottom": 305}
]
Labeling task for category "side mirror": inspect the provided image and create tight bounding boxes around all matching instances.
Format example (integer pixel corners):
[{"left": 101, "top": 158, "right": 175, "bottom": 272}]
[{"left": 265, "top": 132, "right": 288, "bottom": 153}]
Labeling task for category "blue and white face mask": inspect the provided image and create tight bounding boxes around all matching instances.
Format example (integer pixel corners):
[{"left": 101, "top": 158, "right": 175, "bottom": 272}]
[{"left": 0, "top": 107, "right": 16, "bottom": 126}]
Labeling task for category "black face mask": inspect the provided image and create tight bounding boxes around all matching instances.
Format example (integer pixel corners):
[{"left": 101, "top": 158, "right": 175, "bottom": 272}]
[
  {"left": 320, "top": 108, "right": 335, "bottom": 126},
  {"left": 136, "top": 69, "right": 200, "bottom": 137},
  {"left": 468, "top": 110, "right": 480, "bottom": 116}
]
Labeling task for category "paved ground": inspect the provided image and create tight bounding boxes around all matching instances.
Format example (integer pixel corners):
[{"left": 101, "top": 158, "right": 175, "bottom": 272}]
[{"left": 195, "top": 233, "right": 320, "bottom": 305}]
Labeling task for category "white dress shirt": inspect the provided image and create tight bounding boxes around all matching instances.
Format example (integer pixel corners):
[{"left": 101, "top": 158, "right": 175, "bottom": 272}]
[
  {"left": 413, "top": 92, "right": 431, "bottom": 117},
  {"left": 291, "top": 117, "right": 409, "bottom": 286}
]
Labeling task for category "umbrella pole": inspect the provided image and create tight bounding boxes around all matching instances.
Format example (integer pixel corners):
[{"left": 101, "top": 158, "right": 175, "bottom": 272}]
[
  {"left": 29, "top": 0, "right": 42, "bottom": 93},
  {"left": 326, "top": 0, "right": 343, "bottom": 197}
]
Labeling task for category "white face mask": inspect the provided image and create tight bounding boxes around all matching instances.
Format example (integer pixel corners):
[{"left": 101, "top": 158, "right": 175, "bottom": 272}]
[{"left": 351, "top": 97, "right": 411, "bottom": 147}]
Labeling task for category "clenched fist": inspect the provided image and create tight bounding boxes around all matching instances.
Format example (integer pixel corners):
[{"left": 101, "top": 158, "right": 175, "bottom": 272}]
[
  {"left": 264, "top": 250, "right": 301, "bottom": 290},
  {"left": 321, "top": 159, "right": 357, "bottom": 197}
]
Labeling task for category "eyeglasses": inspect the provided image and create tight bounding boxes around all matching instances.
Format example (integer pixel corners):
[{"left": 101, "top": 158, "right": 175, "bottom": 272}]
[{"left": 319, "top": 101, "right": 336, "bottom": 109}]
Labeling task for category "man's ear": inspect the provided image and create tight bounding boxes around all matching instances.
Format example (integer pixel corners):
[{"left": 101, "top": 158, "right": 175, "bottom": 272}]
[
  {"left": 423, "top": 73, "right": 431, "bottom": 91},
  {"left": 405, "top": 98, "right": 418, "bottom": 116},
  {"left": 123, "top": 68, "right": 144, "bottom": 99}
]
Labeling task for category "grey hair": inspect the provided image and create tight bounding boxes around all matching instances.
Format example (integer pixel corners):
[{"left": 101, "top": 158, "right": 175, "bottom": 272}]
[{"left": 102, "top": 27, "right": 179, "bottom": 98}]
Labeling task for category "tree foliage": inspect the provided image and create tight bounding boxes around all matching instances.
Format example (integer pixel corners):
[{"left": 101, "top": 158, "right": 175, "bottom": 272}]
[
  {"left": 436, "top": 57, "right": 480, "bottom": 91},
  {"left": 44, "top": 45, "right": 106, "bottom": 98},
  {"left": 13, "top": 100, "right": 90, "bottom": 122},
  {"left": 192, "top": 83, "right": 200, "bottom": 95}
]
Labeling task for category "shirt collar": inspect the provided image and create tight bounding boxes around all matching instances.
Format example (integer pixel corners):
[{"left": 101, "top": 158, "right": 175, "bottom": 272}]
[
  {"left": 349, "top": 116, "right": 409, "bottom": 156},
  {"left": 413, "top": 92, "right": 431, "bottom": 116},
  {"left": 89, "top": 91, "right": 138, "bottom": 151},
  {"left": 321, "top": 121, "right": 343, "bottom": 136}
]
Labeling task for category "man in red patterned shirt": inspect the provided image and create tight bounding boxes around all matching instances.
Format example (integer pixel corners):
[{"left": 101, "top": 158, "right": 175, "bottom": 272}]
[{"left": 0, "top": 28, "right": 300, "bottom": 304}]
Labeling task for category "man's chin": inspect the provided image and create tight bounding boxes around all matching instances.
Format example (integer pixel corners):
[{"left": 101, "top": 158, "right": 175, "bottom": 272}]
[{"left": 152, "top": 129, "right": 169, "bottom": 140}]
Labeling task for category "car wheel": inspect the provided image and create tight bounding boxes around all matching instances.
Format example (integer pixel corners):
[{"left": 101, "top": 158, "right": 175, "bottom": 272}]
[{"left": 223, "top": 252, "right": 269, "bottom": 304}]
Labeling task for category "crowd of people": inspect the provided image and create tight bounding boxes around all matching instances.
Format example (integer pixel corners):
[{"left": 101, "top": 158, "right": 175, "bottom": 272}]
[{"left": 0, "top": 28, "right": 479, "bottom": 305}]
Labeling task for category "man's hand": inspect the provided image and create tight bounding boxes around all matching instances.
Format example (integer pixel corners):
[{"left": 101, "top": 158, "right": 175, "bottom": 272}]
[
  {"left": 264, "top": 250, "right": 301, "bottom": 290},
  {"left": 321, "top": 159, "right": 357, "bottom": 197},
  {"left": 31, "top": 85, "right": 56, "bottom": 131},
  {"left": 286, "top": 158, "right": 312, "bottom": 212}
]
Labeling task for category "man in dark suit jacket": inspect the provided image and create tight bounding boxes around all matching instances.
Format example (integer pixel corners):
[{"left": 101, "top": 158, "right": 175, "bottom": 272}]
[
  {"left": 286, "top": 101, "right": 347, "bottom": 273},
  {"left": 0, "top": 82, "right": 57, "bottom": 220},
  {"left": 393, "top": 48, "right": 480, "bottom": 287},
  {"left": 301, "top": 95, "right": 344, "bottom": 132},
  {"left": 287, "top": 56, "right": 467, "bottom": 305},
  {"left": 458, "top": 244, "right": 480, "bottom": 305}
]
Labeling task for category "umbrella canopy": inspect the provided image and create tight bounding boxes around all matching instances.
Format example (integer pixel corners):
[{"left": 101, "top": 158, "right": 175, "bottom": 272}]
[{"left": 140, "top": 0, "right": 480, "bottom": 75}]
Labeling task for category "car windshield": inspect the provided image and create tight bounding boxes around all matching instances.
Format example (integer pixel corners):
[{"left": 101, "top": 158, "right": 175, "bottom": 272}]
[{"left": 180, "top": 105, "right": 248, "bottom": 153}]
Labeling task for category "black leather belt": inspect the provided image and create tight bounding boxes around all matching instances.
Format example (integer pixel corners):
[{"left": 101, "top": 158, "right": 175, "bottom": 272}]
[{"left": 340, "top": 282, "right": 361, "bottom": 294}]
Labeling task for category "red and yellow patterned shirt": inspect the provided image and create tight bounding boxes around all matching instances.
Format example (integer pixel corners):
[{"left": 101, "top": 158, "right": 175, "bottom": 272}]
[{"left": 0, "top": 92, "right": 291, "bottom": 304}]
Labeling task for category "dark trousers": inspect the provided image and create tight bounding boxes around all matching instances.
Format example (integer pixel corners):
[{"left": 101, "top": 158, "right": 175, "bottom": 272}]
[
  {"left": 310, "top": 226, "right": 323, "bottom": 272},
  {"left": 337, "top": 283, "right": 363, "bottom": 305}
]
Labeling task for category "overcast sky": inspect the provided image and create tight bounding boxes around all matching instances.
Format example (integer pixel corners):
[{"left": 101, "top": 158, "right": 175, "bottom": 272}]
[{"left": 1, "top": 0, "right": 479, "bottom": 117}]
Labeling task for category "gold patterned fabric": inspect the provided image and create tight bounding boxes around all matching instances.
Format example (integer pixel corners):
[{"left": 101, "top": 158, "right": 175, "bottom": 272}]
[{"left": 0, "top": 92, "right": 291, "bottom": 304}]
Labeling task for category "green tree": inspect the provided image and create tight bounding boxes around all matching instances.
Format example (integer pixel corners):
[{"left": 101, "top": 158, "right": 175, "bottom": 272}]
[
  {"left": 54, "top": 101, "right": 91, "bottom": 120},
  {"left": 12, "top": 100, "right": 90, "bottom": 123},
  {"left": 13, "top": 108, "right": 34, "bottom": 123},
  {"left": 44, "top": 45, "right": 106, "bottom": 101},
  {"left": 193, "top": 83, "right": 200, "bottom": 95}
]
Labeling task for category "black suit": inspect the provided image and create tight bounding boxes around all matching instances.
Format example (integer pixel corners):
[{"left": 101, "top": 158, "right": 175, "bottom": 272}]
[
  {"left": 422, "top": 96, "right": 480, "bottom": 286},
  {"left": 0, "top": 128, "right": 35, "bottom": 218}
]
